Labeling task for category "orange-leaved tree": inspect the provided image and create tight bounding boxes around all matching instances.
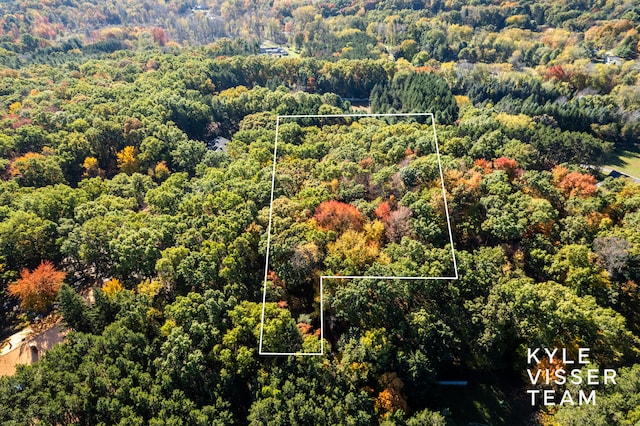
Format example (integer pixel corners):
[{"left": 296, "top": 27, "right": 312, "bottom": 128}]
[
  {"left": 552, "top": 166, "right": 597, "bottom": 198},
  {"left": 8, "top": 261, "right": 65, "bottom": 313},
  {"left": 10, "top": 151, "right": 66, "bottom": 187},
  {"left": 313, "top": 200, "right": 364, "bottom": 233}
]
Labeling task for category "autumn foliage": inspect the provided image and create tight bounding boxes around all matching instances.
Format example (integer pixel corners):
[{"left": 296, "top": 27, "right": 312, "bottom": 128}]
[
  {"left": 8, "top": 261, "right": 65, "bottom": 314},
  {"left": 553, "top": 166, "right": 598, "bottom": 197},
  {"left": 82, "top": 156, "right": 102, "bottom": 178},
  {"left": 473, "top": 158, "right": 493, "bottom": 174},
  {"left": 116, "top": 146, "right": 140, "bottom": 175},
  {"left": 153, "top": 161, "right": 170, "bottom": 181},
  {"left": 472, "top": 157, "right": 521, "bottom": 179},
  {"left": 374, "top": 200, "right": 413, "bottom": 242},
  {"left": 313, "top": 200, "right": 364, "bottom": 233},
  {"left": 150, "top": 27, "right": 168, "bottom": 46},
  {"left": 374, "top": 372, "right": 408, "bottom": 416},
  {"left": 545, "top": 64, "right": 571, "bottom": 82},
  {"left": 374, "top": 201, "right": 392, "bottom": 221},
  {"left": 10, "top": 152, "right": 45, "bottom": 177},
  {"left": 493, "top": 157, "right": 521, "bottom": 179},
  {"left": 102, "top": 278, "right": 124, "bottom": 298}
]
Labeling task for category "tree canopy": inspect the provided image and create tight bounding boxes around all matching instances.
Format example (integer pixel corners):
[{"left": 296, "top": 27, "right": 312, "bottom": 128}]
[{"left": 0, "top": 1, "right": 640, "bottom": 424}]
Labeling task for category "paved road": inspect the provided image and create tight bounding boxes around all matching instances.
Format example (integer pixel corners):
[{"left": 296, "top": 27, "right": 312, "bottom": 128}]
[
  {"left": 0, "top": 327, "right": 33, "bottom": 356},
  {"left": 601, "top": 167, "right": 640, "bottom": 183},
  {"left": 0, "top": 318, "right": 67, "bottom": 376}
]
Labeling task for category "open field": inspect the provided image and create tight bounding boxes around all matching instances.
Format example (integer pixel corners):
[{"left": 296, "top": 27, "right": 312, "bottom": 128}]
[{"left": 604, "top": 148, "right": 640, "bottom": 179}]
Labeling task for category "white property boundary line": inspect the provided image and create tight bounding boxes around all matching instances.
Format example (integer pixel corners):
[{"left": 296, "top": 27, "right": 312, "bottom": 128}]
[{"left": 259, "top": 113, "right": 459, "bottom": 356}]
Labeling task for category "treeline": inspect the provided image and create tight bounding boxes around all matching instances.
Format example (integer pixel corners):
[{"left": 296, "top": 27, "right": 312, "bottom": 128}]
[
  {"left": 1, "top": 0, "right": 639, "bottom": 71},
  {"left": 2, "top": 50, "right": 638, "bottom": 160}
]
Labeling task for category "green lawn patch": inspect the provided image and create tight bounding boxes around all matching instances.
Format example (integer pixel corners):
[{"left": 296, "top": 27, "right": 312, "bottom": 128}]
[{"left": 604, "top": 147, "right": 640, "bottom": 179}]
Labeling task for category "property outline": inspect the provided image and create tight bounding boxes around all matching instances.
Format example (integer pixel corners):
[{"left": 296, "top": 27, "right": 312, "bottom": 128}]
[{"left": 259, "top": 113, "right": 459, "bottom": 356}]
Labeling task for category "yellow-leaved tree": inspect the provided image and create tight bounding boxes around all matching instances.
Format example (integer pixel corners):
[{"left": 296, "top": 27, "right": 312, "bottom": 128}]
[
  {"left": 102, "top": 278, "right": 124, "bottom": 298},
  {"left": 82, "top": 156, "right": 103, "bottom": 178},
  {"left": 116, "top": 146, "right": 139, "bottom": 174}
]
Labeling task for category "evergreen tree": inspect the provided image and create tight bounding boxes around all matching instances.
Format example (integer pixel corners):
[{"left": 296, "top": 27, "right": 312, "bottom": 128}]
[{"left": 369, "top": 72, "right": 458, "bottom": 124}]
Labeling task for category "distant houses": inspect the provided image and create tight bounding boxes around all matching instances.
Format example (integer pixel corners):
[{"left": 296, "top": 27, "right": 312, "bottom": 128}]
[
  {"left": 259, "top": 46, "right": 289, "bottom": 57},
  {"left": 605, "top": 54, "right": 624, "bottom": 66},
  {"left": 191, "top": 5, "right": 214, "bottom": 19}
]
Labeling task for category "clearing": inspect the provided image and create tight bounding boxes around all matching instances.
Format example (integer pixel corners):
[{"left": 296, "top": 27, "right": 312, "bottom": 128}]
[{"left": 603, "top": 147, "right": 640, "bottom": 180}]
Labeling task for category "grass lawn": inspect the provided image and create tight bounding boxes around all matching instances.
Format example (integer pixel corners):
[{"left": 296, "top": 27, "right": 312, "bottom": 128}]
[
  {"left": 284, "top": 48, "right": 300, "bottom": 58},
  {"left": 603, "top": 147, "right": 640, "bottom": 179}
]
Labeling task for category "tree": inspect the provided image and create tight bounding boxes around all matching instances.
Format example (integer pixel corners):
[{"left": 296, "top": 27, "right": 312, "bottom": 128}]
[
  {"left": 480, "top": 278, "right": 638, "bottom": 366},
  {"left": 313, "top": 200, "right": 364, "bottom": 233},
  {"left": 546, "top": 244, "right": 610, "bottom": 298},
  {"left": 170, "top": 140, "right": 207, "bottom": 175},
  {"left": 552, "top": 364, "right": 640, "bottom": 425},
  {"left": 398, "top": 39, "right": 419, "bottom": 61},
  {"left": 493, "top": 157, "right": 520, "bottom": 179},
  {"left": 82, "top": 156, "right": 103, "bottom": 178},
  {"left": 370, "top": 71, "right": 459, "bottom": 124},
  {"left": 325, "top": 229, "right": 384, "bottom": 275},
  {"left": 8, "top": 261, "right": 65, "bottom": 313},
  {"left": 216, "top": 301, "right": 303, "bottom": 369},
  {"left": 406, "top": 409, "right": 447, "bottom": 426},
  {"left": 0, "top": 210, "right": 58, "bottom": 269},
  {"left": 375, "top": 372, "right": 408, "bottom": 416},
  {"left": 553, "top": 166, "right": 598, "bottom": 198},
  {"left": 116, "top": 146, "right": 140, "bottom": 175},
  {"left": 480, "top": 188, "right": 556, "bottom": 243},
  {"left": 102, "top": 278, "right": 124, "bottom": 297},
  {"left": 57, "top": 284, "right": 91, "bottom": 332},
  {"left": 10, "top": 152, "right": 66, "bottom": 187},
  {"left": 593, "top": 236, "right": 631, "bottom": 280},
  {"left": 150, "top": 27, "right": 168, "bottom": 46},
  {"left": 153, "top": 161, "right": 170, "bottom": 181},
  {"left": 383, "top": 205, "right": 414, "bottom": 243}
]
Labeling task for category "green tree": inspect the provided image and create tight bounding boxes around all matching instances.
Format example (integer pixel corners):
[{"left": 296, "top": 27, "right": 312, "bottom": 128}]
[
  {"left": 553, "top": 364, "right": 640, "bottom": 425},
  {"left": 57, "top": 283, "right": 91, "bottom": 332},
  {"left": 0, "top": 210, "right": 58, "bottom": 268},
  {"left": 10, "top": 152, "right": 66, "bottom": 187}
]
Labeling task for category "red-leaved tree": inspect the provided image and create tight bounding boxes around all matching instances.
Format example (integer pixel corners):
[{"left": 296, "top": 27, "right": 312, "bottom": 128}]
[
  {"left": 545, "top": 64, "right": 570, "bottom": 82},
  {"left": 8, "top": 261, "right": 65, "bottom": 313},
  {"left": 313, "top": 200, "right": 364, "bottom": 233},
  {"left": 150, "top": 27, "right": 168, "bottom": 46},
  {"left": 374, "top": 201, "right": 392, "bottom": 221},
  {"left": 493, "top": 157, "right": 521, "bottom": 179}
]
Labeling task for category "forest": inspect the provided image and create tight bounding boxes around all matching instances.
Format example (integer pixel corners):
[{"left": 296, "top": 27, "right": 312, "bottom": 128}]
[{"left": 0, "top": 0, "right": 639, "bottom": 424}]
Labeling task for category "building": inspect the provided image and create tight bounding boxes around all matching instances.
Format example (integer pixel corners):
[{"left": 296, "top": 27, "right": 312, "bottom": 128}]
[{"left": 259, "top": 47, "right": 289, "bottom": 57}]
